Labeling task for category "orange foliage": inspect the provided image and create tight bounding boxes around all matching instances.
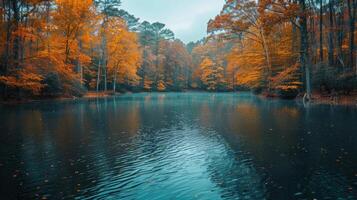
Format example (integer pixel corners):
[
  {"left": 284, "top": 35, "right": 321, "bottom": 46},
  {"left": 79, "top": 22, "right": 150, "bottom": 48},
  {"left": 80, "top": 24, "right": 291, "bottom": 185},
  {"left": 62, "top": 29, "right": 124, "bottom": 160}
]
[
  {"left": 105, "top": 17, "right": 142, "bottom": 88},
  {"left": 200, "top": 57, "right": 225, "bottom": 91},
  {"left": 157, "top": 80, "right": 166, "bottom": 91},
  {"left": 0, "top": 69, "right": 44, "bottom": 94}
]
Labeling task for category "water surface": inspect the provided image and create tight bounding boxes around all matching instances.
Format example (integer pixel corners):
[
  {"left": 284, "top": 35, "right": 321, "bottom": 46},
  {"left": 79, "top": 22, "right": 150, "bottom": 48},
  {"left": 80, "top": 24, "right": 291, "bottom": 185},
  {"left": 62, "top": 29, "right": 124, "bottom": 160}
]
[{"left": 0, "top": 92, "right": 356, "bottom": 199}]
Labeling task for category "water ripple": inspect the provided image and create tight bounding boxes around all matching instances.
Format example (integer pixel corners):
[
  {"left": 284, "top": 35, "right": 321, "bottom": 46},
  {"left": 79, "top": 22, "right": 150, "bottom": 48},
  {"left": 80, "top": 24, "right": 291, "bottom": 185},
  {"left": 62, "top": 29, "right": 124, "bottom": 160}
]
[{"left": 1, "top": 92, "right": 356, "bottom": 199}]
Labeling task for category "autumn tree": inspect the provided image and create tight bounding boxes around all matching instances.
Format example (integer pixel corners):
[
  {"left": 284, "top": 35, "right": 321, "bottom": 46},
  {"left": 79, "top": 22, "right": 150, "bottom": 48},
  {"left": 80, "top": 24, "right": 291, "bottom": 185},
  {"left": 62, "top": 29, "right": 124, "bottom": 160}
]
[
  {"left": 207, "top": 0, "right": 312, "bottom": 97},
  {"left": 0, "top": 0, "right": 144, "bottom": 98},
  {"left": 137, "top": 21, "right": 158, "bottom": 90},
  {"left": 105, "top": 17, "right": 141, "bottom": 92},
  {"left": 157, "top": 39, "right": 192, "bottom": 91},
  {"left": 208, "top": 0, "right": 273, "bottom": 90},
  {"left": 190, "top": 37, "right": 232, "bottom": 91},
  {"left": 0, "top": 0, "right": 50, "bottom": 96},
  {"left": 137, "top": 21, "right": 179, "bottom": 91},
  {"left": 258, "top": 0, "right": 357, "bottom": 97},
  {"left": 94, "top": 0, "right": 122, "bottom": 92},
  {"left": 199, "top": 57, "right": 225, "bottom": 91}
]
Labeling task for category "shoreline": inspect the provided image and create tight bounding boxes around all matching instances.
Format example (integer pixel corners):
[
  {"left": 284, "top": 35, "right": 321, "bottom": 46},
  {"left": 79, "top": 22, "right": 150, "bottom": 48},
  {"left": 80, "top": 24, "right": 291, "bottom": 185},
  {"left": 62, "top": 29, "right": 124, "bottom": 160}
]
[
  {"left": 0, "top": 92, "right": 121, "bottom": 105},
  {"left": 307, "top": 93, "right": 357, "bottom": 106},
  {"left": 1, "top": 91, "right": 357, "bottom": 106},
  {"left": 83, "top": 91, "right": 121, "bottom": 99},
  {"left": 261, "top": 93, "right": 357, "bottom": 106}
]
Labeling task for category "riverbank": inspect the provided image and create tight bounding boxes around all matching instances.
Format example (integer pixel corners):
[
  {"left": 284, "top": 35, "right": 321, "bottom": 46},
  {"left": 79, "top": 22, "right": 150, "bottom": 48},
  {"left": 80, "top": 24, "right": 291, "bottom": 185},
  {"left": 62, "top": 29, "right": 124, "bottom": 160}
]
[
  {"left": 83, "top": 91, "right": 121, "bottom": 99},
  {"left": 2, "top": 91, "right": 357, "bottom": 106},
  {"left": 260, "top": 89, "right": 357, "bottom": 106},
  {"left": 0, "top": 91, "right": 122, "bottom": 105},
  {"left": 308, "top": 92, "right": 357, "bottom": 106}
]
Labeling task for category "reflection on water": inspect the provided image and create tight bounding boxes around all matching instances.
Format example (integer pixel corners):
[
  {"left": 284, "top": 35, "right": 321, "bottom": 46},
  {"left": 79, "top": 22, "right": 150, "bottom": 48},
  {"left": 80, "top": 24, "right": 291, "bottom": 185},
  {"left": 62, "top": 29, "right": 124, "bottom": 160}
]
[{"left": 0, "top": 92, "right": 356, "bottom": 199}]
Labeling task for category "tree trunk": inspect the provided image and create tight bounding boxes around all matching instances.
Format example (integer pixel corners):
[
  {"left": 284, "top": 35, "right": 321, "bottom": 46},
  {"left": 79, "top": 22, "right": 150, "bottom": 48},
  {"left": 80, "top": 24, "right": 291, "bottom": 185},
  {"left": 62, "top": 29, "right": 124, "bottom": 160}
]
[
  {"left": 113, "top": 65, "right": 118, "bottom": 93},
  {"left": 347, "top": 0, "right": 356, "bottom": 70},
  {"left": 104, "top": 66, "right": 107, "bottom": 91},
  {"left": 12, "top": 0, "right": 20, "bottom": 65},
  {"left": 319, "top": 0, "right": 323, "bottom": 62},
  {"left": 65, "top": 34, "right": 70, "bottom": 64},
  {"left": 77, "top": 36, "right": 83, "bottom": 85},
  {"left": 96, "top": 59, "right": 101, "bottom": 93},
  {"left": 299, "top": 0, "right": 312, "bottom": 99},
  {"left": 3, "top": 0, "right": 11, "bottom": 75},
  {"left": 328, "top": 0, "right": 335, "bottom": 66},
  {"left": 336, "top": 12, "right": 345, "bottom": 69},
  {"left": 310, "top": 16, "right": 317, "bottom": 64},
  {"left": 260, "top": 28, "right": 272, "bottom": 90},
  {"left": 155, "top": 35, "right": 160, "bottom": 85},
  {"left": 101, "top": 19, "right": 108, "bottom": 92}
]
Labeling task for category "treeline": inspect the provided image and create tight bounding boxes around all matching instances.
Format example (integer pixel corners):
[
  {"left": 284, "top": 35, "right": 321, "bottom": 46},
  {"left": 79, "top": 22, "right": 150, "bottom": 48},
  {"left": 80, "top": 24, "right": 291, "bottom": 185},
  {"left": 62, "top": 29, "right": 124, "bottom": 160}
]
[
  {"left": 0, "top": 0, "right": 193, "bottom": 99},
  {"left": 207, "top": 0, "right": 357, "bottom": 99},
  {"left": 1, "top": 0, "right": 356, "bottom": 100}
]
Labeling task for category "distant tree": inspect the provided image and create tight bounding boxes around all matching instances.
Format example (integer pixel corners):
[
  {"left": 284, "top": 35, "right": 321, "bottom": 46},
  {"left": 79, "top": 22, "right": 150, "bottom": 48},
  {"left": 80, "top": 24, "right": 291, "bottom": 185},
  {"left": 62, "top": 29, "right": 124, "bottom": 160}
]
[
  {"left": 94, "top": 0, "right": 122, "bottom": 92},
  {"left": 94, "top": 0, "right": 121, "bottom": 17},
  {"left": 117, "top": 9, "right": 140, "bottom": 31},
  {"left": 105, "top": 17, "right": 141, "bottom": 92},
  {"left": 200, "top": 57, "right": 225, "bottom": 91}
]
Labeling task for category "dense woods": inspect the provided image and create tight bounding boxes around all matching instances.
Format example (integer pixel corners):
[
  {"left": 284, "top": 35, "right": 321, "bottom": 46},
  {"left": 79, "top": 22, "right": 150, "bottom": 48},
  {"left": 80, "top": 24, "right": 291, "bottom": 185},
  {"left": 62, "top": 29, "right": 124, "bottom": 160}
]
[
  {"left": 0, "top": 0, "right": 356, "bottom": 100},
  {"left": 207, "top": 0, "right": 357, "bottom": 99},
  {"left": 0, "top": 0, "right": 189, "bottom": 98}
]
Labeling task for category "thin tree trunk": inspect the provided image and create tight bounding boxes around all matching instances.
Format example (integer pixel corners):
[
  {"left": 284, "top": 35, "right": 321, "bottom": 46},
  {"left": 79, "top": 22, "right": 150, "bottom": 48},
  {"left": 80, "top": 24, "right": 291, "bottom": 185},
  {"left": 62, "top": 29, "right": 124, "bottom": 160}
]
[
  {"left": 347, "top": 0, "right": 356, "bottom": 69},
  {"left": 310, "top": 16, "right": 317, "bottom": 65},
  {"left": 65, "top": 34, "right": 70, "bottom": 64},
  {"left": 155, "top": 33, "right": 160, "bottom": 84},
  {"left": 336, "top": 12, "right": 345, "bottom": 69},
  {"left": 3, "top": 0, "right": 11, "bottom": 75},
  {"left": 328, "top": 0, "right": 335, "bottom": 66},
  {"left": 319, "top": 0, "right": 323, "bottom": 62},
  {"left": 1, "top": 0, "right": 10, "bottom": 98},
  {"left": 77, "top": 36, "right": 83, "bottom": 85},
  {"left": 104, "top": 66, "right": 107, "bottom": 91},
  {"left": 101, "top": 18, "right": 108, "bottom": 92},
  {"left": 12, "top": 0, "right": 20, "bottom": 65},
  {"left": 96, "top": 59, "right": 101, "bottom": 92},
  {"left": 260, "top": 29, "right": 272, "bottom": 90},
  {"left": 113, "top": 65, "right": 118, "bottom": 93}
]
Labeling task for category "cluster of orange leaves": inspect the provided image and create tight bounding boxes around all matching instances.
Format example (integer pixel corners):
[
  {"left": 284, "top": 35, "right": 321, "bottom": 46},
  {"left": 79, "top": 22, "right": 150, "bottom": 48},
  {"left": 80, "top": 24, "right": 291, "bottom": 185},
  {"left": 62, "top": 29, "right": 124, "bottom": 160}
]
[{"left": 0, "top": 0, "right": 141, "bottom": 95}]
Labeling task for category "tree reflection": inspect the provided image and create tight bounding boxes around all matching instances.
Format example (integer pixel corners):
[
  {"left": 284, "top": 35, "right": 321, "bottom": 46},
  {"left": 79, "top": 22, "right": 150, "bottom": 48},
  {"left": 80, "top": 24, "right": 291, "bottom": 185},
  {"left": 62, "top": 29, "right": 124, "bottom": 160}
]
[{"left": 0, "top": 93, "right": 356, "bottom": 199}]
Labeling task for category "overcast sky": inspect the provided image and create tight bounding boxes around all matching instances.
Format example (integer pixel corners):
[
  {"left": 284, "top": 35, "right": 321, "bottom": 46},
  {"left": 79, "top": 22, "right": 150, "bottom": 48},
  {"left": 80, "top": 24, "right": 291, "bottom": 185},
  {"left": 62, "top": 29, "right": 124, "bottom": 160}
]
[{"left": 121, "top": 0, "right": 224, "bottom": 43}]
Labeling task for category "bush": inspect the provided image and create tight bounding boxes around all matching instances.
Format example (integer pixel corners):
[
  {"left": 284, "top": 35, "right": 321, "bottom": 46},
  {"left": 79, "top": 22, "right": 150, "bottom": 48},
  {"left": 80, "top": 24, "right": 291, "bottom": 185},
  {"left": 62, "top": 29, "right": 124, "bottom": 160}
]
[
  {"left": 42, "top": 73, "right": 63, "bottom": 97},
  {"left": 42, "top": 73, "right": 86, "bottom": 97},
  {"left": 277, "top": 88, "right": 299, "bottom": 99}
]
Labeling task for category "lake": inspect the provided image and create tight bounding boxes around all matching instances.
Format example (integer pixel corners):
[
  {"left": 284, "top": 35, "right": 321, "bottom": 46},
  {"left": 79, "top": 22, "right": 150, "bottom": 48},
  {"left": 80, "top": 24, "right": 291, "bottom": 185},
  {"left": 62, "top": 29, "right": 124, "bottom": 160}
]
[{"left": 0, "top": 92, "right": 356, "bottom": 199}]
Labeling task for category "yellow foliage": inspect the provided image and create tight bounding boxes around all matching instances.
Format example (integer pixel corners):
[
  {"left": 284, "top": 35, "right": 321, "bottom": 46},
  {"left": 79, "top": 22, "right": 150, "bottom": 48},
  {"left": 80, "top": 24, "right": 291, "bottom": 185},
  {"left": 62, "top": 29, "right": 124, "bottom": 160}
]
[{"left": 227, "top": 41, "right": 265, "bottom": 89}]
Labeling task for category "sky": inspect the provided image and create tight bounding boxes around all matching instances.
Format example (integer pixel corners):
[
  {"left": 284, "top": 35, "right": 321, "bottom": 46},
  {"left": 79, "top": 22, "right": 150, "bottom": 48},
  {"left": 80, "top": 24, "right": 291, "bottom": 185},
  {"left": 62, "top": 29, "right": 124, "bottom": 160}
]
[{"left": 121, "top": 0, "right": 225, "bottom": 44}]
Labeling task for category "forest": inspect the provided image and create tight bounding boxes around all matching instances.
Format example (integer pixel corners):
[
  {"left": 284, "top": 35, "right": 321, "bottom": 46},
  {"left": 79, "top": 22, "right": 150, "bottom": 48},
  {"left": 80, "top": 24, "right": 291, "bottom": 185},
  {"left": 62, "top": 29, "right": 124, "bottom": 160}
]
[
  {"left": 1, "top": 1, "right": 357, "bottom": 199},
  {"left": 0, "top": 0, "right": 356, "bottom": 100}
]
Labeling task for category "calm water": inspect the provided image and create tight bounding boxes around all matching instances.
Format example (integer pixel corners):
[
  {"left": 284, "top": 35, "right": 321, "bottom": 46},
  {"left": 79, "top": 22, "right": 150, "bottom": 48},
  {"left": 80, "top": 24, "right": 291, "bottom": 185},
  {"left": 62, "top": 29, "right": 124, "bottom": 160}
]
[{"left": 0, "top": 92, "right": 356, "bottom": 200}]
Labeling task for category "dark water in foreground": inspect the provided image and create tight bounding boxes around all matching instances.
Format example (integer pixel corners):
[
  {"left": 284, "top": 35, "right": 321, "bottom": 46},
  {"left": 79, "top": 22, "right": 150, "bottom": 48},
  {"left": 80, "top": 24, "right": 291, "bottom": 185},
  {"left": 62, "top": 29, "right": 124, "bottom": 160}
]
[{"left": 0, "top": 92, "right": 356, "bottom": 200}]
